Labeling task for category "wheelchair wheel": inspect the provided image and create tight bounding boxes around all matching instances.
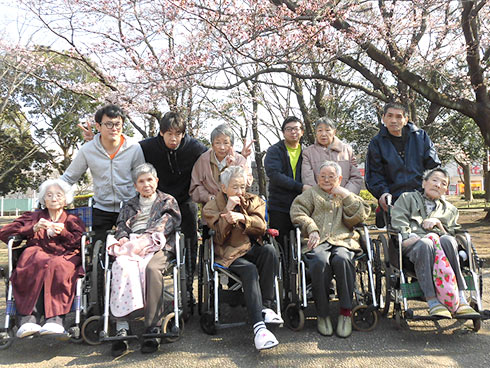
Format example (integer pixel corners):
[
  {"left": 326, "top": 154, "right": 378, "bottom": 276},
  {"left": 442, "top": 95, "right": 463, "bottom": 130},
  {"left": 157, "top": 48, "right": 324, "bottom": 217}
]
[
  {"left": 68, "top": 324, "right": 83, "bottom": 343},
  {"left": 377, "top": 236, "right": 392, "bottom": 317},
  {"left": 284, "top": 303, "right": 305, "bottom": 331},
  {"left": 470, "top": 302, "right": 482, "bottom": 332},
  {"left": 81, "top": 315, "right": 103, "bottom": 345},
  {"left": 197, "top": 242, "right": 205, "bottom": 316},
  {"left": 352, "top": 305, "right": 378, "bottom": 332},
  {"left": 0, "top": 330, "right": 13, "bottom": 350},
  {"left": 200, "top": 311, "right": 217, "bottom": 335},
  {"left": 162, "top": 312, "right": 185, "bottom": 343}
]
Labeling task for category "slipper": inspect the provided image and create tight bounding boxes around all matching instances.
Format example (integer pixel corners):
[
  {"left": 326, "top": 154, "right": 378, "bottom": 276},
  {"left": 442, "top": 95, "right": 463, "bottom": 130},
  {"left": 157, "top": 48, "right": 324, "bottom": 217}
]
[
  {"left": 454, "top": 304, "right": 480, "bottom": 319},
  {"left": 336, "top": 315, "right": 352, "bottom": 338},
  {"left": 262, "top": 308, "right": 284, "bottom": 324},
  {"left": 141, "top": 327, "right": 161, "bottom": 354},
  {"left": 39, "top": 322, "right": 65, "bottom": 336},
  {"left": 429, "top": 304, "right": 452, "bottom": 319},
  {"left": 254, "top": 328, "right": 278, "bottom": 351},
  {"left": 16, "top": 323, "right": 41, "bottom": 338},
  {"left": 111, "top": 329, "right": 129, "bottom": 357},
  {"left": 317, "top": 316, "right": 333, "bottom": 336}
]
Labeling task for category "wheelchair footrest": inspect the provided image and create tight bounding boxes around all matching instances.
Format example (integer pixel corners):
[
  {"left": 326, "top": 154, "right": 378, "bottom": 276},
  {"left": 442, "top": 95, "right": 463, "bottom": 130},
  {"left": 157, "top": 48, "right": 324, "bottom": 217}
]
[
  {"left": 141, "top": 331, "right": 180, "bottom": 339},
  {"left": 215, "top": 321, "right": 247, "bottom": 330},
  {"left": 102, "top": 334, "right": 139, "bottom": 342}
]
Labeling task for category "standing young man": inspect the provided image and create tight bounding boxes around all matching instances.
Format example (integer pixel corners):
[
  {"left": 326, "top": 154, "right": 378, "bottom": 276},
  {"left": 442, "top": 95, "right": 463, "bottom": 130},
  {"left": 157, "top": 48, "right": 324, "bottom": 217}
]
[
  {"left": 264, "top": 116, "right": 311, "bottom": 251},
  {"left": 139, "top": 112, "right": 208, "bottom": 300},
  {"left": 61, "top": 104, "right": 145, "bottom": 243},
  {"left": 365, "top": 102, "right": 440, "bottom": 226}
]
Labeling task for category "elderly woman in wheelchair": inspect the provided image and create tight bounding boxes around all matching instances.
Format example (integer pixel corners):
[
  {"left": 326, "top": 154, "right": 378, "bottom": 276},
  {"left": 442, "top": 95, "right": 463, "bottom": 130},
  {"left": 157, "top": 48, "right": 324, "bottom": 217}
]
[
  {"left": 0, "top": 179, "right": 85, "bottom": 338},
  {"left": 202, "top": 165, "right": 282, "bottom": 351},
  {"left": 106, "top": 163, "right": 181, "bottom": 356},
  {"left": 290, "top": 161, "right": 371, "bottom": 338},
  {"left": 391, "top": 168, "right": 480, "bottom": 319}
]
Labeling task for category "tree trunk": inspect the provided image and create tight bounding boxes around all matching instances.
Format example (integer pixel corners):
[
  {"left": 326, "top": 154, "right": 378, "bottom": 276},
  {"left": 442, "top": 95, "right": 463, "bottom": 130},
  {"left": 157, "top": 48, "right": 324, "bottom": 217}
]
[
  {"left": 250, "top": 82, "right": 267, "bottom": 198},
  {"left": 462, "top": 162, "right": 473, "bottom": 201}
]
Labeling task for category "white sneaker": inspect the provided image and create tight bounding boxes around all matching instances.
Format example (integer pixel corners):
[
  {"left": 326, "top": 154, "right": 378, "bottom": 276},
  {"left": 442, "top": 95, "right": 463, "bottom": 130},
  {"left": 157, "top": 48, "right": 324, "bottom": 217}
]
[
  {"left": 16, "top": 323, "right": 41, "bottom": 338},
  {"left": 262, "top": 308, "right": 284, "bottom": 324},
  {"left": 254, "top": 328, "right": 279, "bottom": 351},
  {"left": 39, "top": 322, "right": 65, "bottom": 335}
]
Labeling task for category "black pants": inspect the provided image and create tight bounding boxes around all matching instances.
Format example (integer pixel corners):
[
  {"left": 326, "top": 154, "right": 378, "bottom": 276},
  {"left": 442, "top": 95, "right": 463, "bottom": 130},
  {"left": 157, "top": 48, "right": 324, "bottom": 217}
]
[
  {"left": 268, "top": 209, "right": 293, "bottom": 253},
  {"left": 179, "top": 199, "right": 198, "bottom": 290},
  {"left": 305, "top": 243, "right": 355, "bottom": 318},
  {"left": 18, "top": 288, "right": 64, "bottom": 327},
  {"left": 93, "top": 208, "right": 119, "bottom": 244},
  {"left": 228, "top": 243, "right": 278, "bottom": 325}
]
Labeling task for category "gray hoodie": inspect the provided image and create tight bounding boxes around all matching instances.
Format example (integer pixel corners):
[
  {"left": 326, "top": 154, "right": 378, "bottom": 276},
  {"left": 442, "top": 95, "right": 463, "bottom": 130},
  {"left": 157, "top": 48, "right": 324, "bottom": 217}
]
[{"left": 61, "top": 134, "right": 145, "bottom": 212}]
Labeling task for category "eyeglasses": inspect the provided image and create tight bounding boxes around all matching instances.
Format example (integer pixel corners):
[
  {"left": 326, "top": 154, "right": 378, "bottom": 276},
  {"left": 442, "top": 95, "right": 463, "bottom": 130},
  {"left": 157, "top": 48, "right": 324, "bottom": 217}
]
[
  {"left": 284, "top": 126, "right": 302, "bottom": 133},
  {"left": 101, "top": 121, "right": 123, "bottom": 129},
  {"left": 45, "top": 193, "right": 65, "bottom": 200}
]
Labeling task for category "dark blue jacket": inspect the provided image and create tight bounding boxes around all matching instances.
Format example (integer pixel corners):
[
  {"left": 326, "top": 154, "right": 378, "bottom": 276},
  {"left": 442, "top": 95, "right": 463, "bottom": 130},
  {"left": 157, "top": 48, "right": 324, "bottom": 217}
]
[
  {"left": 264, "top": 140, "right": 304, "bottom": 213},
  {"left": 365, "top": 122, "right": 440, "bottom": 200},
  {"left": 139, "top": 134, "right": 207, "bottom": 204}
]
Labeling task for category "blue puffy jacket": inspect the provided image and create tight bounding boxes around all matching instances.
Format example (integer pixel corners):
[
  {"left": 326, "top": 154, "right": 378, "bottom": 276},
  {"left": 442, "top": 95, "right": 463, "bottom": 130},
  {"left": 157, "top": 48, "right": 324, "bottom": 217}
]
[
  {"left": 365, "top": 122, "right": 440, "bottom": 200},
  {"left": 264, "top": 140, "right": 304, "bottom": 213}
]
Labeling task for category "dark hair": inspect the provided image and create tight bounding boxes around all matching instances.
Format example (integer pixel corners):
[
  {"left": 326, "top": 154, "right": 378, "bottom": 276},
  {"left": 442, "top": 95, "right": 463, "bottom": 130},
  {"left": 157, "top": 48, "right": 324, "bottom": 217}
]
[
  {"left": 281, "top": 116, "right": 303, "bottom": 132},
  {"left": 423, "top": 167, "right": 449, "bottom": 182},
  {"left": 159, "top": 111, "right": 186, "bottom": 134},
  {"left": 94, "top": 104, "right": 126, "bottom": 124},
  {"left": 383, "top": 102, "right": 409, "bottom": 117}
]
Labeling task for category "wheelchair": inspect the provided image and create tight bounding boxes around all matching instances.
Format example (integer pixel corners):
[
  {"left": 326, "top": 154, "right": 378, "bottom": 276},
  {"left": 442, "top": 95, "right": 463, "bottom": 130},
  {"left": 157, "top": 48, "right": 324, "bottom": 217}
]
[
  {"left": 198, "top": 228, "right": 283, "bottom": 335},
  {"left": 283, "top": 225, "right": 380, "bottom": 333},
  {"left": 0, "top": 205, "right": 95, "bottom": 349},
  {"left": 375, "top": 203, "right": 490, "bottom": 331},
  {"left": 96, "top": 229, "right": 189, "bottom": 346}
]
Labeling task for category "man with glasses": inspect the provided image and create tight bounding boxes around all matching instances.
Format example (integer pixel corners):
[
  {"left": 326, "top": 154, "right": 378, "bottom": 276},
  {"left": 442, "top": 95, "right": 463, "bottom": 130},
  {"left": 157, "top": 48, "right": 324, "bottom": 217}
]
[
  {"left": 264, "top": 116, "right": 311, "bottom": 254},
  {"left": 61, "top": 104, "right": 145, "bottom": 243}
]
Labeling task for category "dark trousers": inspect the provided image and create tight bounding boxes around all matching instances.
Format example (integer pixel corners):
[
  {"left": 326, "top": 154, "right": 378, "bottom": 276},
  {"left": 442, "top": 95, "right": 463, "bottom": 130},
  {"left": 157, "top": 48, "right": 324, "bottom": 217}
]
[
  {"left": 93, "top": 208, "right": 119, "bottom": 244},
  {"left": 179, "top": 199, "right": 198, "bottom": 291},
  {"left": 144, "top": 250, "right": 171, "bottom": 328},
  {"left": 18, "top": 288, "right": 64, "bottom": 327},
  {"left": 268, "top": 209, "right": 293, "bottom": 253},
  {"left": 228, "top": 243, "right": 279, "bottom": 325},
  {"left": 305, "top": 243, "right": 355, "bottom": 318}
]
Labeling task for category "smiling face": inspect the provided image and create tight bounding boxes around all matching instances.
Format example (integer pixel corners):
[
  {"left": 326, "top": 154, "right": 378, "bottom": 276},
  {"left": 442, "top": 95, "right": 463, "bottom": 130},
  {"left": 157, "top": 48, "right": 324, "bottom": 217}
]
[
  {"left": 96, "top": 114, "right": 123, "bottom": 143},
  {"left": 422, "top": 171, "right": 448, "bottom": 200},
  {"left": 318, "top": 166, "right": 342, "bottom": 194},
  {"left": 44, "top": 185, "right": 66, "bottom": 210},
  {"left": 135, "top": 172, "right": 159, "bottom": 198},
  {"left": 212, "top": 134, "right": 233, "bottom": 161},
  {"left": 315, "top": 123, "right": 336, "bottom": 147},
  {"left": 382, "top": 107, "right": 409, "bottom": 137},
  {"left": 283, "top": 121, "right": 304, "bottom": 147}
]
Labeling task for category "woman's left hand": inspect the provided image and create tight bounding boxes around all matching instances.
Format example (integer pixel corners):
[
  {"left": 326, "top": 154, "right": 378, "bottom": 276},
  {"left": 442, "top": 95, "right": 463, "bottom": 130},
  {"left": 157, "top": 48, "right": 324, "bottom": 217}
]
[{"left": 422, "top": 218, "right": 446, "bottom": 233}]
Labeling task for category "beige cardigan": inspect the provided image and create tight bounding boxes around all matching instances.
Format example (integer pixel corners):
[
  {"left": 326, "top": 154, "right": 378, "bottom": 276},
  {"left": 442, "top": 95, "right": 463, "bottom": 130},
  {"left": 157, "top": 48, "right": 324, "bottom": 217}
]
[{"left": 290, "top": 186, "right": 371, "bottom": 251}]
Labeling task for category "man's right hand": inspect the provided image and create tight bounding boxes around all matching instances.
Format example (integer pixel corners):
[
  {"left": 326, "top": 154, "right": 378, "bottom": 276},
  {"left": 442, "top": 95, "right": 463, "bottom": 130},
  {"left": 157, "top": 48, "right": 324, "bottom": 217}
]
[
  {"left": 378, "top": 193, "right": 392, "bottom": 212},
  {"left": 78, "top": 121, "right": 95, "bottom": 141}
]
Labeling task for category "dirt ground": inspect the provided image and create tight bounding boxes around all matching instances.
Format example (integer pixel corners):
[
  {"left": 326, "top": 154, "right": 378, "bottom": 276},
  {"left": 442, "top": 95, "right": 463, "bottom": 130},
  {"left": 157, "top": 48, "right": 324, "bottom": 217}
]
[{"left": 455, "top": 210, "right": 490, "bottom": 261}]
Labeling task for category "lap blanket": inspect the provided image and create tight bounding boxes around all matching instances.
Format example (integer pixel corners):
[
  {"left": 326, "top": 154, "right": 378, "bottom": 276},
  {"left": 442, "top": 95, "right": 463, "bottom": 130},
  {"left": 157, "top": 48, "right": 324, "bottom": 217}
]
[{"left": 428, "top": 233, "right": 459, "bottom": 313}]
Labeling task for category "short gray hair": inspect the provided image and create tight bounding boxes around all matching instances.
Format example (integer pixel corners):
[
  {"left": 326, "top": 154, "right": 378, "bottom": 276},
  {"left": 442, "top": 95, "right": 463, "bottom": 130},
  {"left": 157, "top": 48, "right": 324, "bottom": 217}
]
[
  {"left": 315, "top": 117, "right": 336, "bottom": 131},
  {"left": 319, "top": 160, "right": 342, "bottom": 177},
  {"left": 423, "top": 167, "right": 449, "bottom": 182},
  {"left": 210, "top": 123, "right": 235, "bottom": 146},
  {"left": 220, "top": 166, "right": 247, "bottom": 187},
  {"left": 132, "top": 163, "right": 158, "bottom": 183},
  {"left": 39, "top": 179, "right": 74, "bottom": 207}
]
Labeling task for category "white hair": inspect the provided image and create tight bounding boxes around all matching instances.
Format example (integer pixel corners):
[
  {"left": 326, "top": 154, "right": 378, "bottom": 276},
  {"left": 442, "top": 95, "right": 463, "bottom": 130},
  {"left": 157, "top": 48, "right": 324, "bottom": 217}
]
[
  {"left": 220, "top": 166, "right": 247, "bottom": 187},
  {"left": 319, "top": 160, "right": 342, "bottom": 177},
  {"left": 38, "top": 179, "right": 74, "bottom": 207}
]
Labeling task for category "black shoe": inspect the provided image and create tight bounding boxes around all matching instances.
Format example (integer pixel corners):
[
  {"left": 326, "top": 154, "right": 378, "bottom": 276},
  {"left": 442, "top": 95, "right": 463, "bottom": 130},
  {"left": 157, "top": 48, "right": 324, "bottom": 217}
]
[
  {"left": 141, "top": 327, "right": 160, "bottom": 354},
  {"left": 111, "top": 329, "right": 128, "bottom": 357}
]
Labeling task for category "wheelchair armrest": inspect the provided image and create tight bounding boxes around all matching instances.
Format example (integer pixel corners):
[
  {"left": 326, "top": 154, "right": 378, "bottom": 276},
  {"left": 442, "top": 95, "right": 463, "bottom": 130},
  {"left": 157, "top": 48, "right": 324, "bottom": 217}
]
[
  {"left": 8, "top": 234, "right": 25, "bottom": 242},
  {"left": 454, "top": 229, "right": 469, "bottom": 234}
]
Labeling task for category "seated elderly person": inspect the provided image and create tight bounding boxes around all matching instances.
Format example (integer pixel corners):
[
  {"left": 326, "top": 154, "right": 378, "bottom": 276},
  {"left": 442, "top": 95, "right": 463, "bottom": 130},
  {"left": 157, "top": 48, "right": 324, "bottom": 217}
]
[
  {"left": 202, "top": 166, "right": 282, "bottom": 351},
  {"left": 0, "top": 179, "right": 85, "bottom": 338},
  {"left": 391, "top": 168, "right": 479, "bottom": 319},
  {"left": 290, "top": 161, "right": 371, "bottom": 338},
  {"left": 302, "top": 117, "right": 363, "bottom": 194},
  {"left": 106, "top": 163, "right": 181, "bottom": 357},
  {"left": 190, "top": 123, "right": 252, "bottom": 205}
]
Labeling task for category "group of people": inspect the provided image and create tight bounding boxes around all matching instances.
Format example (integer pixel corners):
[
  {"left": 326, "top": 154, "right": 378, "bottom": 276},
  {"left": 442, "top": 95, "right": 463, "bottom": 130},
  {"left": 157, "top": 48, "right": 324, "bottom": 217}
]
[{"left": 0, "top": 101, "right": 480, "bottom": 356}]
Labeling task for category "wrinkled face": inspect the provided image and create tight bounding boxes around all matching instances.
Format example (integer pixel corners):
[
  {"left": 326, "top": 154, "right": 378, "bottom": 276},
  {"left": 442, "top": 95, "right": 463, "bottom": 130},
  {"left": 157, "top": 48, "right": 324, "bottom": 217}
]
[
  {"left": 221, "top": 175, "right": 246, "bottom": 198},
  {"left": 161, "top": 128, "right": 184, "bottom": 150},
  {"left": 96, "top": 114, "right": 123, "bottom": 142},
  {"left": 283, "top": 121, "right": 304, "bottom": 146},
  {"left": 44, "top": 185, "right": 66, "bottom": 210},
  {"left": 135, "top": 173, "right": 159, "bottom": 198},
  {"left": 318, "top": 166, "right": 342, "bottom": 194},
  {"left": 316, "top": 123, "right": 336, "bottom": 147},
  {"left": 382, "top": 108, "right": 409, "bottom": 137},
  {"left": 422, "top": 171, "right": 448, "bottom": 200},
  {"left": 212, "top": 134, "right": 233, "bottom": 161}
]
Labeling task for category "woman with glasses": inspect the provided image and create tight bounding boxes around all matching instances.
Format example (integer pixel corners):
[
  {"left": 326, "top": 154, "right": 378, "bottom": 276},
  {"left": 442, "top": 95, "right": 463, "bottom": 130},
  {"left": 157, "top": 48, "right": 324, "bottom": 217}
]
[
  {"left": 0, "top": 179, "right": 85, "bottom": 338},
  {"left": 302, "top": 117, "right": 362, "bottom": 194},
  {"left": 290, "top": 161, "right": 370, "bottom": 338}
]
